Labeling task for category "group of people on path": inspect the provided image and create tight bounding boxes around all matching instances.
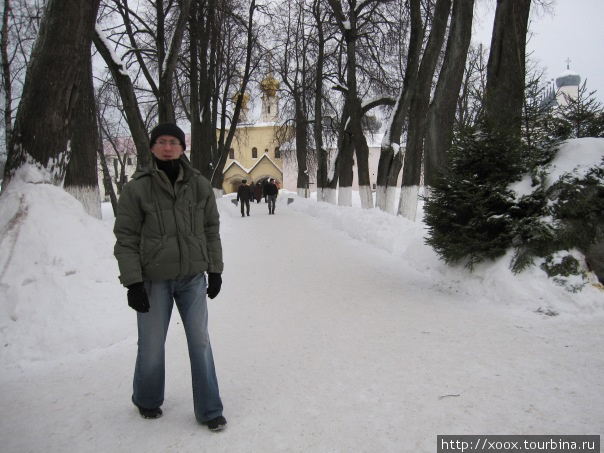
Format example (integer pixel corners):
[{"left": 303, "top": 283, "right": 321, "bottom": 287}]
[{"left": 236, "top": 178, "right": 279, "bottom": 217}]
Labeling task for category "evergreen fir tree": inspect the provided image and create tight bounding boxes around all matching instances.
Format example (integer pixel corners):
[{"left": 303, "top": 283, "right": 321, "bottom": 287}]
[
  {"left": 425, "top": 75, "right": 604, "bottom": 286},
  {"left": 522, "top": 75, "right": 560, "bottom": 167},
  {"left": 546, "top": 81, "right": 604, "bottom": 139},
  {"left": 424, "top": 120, "right": 524, "bottom": 269},
  {"left": 549, "top": 163, "right": 604, "bottom": 252}
]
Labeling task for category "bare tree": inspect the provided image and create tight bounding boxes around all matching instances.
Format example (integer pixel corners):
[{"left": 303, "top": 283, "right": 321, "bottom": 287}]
[
  {"left": 205, "top": 0, "right": 261, "bottom": 193},
  {"left": 96, "top": 0, "right": 262, "bottom": 195},
  {"left": 1, "top": 0, "right": 13, "bottom": 172},
  {"left": 398, "top": 0, "right": 452, "bottom": 220},
  {"left": 311, "top": 0, "right": 330, "bottom": 202},
  {"left": 187, "top": 0, "right": 214, "bottom": 178},
  {"left": 64, "top": 44, "right": 102, "bottom": 219},
  {"left": 94, "top": 76, "right": 139, "bottom": 206},
  {"left": 423, "top": 0, "right": 475, "bottom": 189},
  {"left": 173, "top": 0, "right": 263, "bottom": 189},
  {"left": 270, "top": 0, "right": 316, "bottom": 197},
  {"left": 96, "top": 98, "right": 119, "bottom": 216},
  {"left": 94, "top": 0, "right": 192, "bottom": 160},
  {"left": 93, "top": 25, "right": 150, "bottom": 168},
  {"left": 327, "top": 0, "right": 401, "bottom": 208},
  {"left": 483, "top": 0, "right": 531, "bottom": 136},
  {"left": 157, "top": 0, "right": 193, "bottom": 123},
  {"left": 455, "top": 43, "right": 488, "bottom": 131},
  {"left": 113, "top": 0, "right": 192, "bottom": 122},
  {"left": 375, "top": 0, "right": 421, "bottom": 213},
  {"left": 1, "top": 0, "right": 45, "bottom": 180},
  {"left": 3, "top": 0, "right": 101, "bottom": 189}
]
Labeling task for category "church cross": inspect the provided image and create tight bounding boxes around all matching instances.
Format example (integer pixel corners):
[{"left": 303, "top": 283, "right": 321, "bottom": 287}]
[{"left": 565, "top": 57, "right": 571, "bottom": 69}]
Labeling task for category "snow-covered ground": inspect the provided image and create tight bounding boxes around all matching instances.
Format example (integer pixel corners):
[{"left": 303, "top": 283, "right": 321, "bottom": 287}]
[{"left": 0, "top": 141, "right": 603, "bottom": 452}]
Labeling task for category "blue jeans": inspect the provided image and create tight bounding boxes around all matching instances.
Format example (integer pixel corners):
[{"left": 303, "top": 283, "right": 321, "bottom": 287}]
[{"left": 132, "top": 274, "right": 223, "bottom": 422}]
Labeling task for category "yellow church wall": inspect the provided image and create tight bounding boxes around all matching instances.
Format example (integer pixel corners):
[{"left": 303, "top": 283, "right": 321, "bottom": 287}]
[
  {"left": 251, "top": 157, "right": 283, "bottom": 183},
  {"left": 222, "top": 165, "right": 249, "bottom": 194},
  {"left": 220, "top": 124, "right": 286, "bottom": 194}
]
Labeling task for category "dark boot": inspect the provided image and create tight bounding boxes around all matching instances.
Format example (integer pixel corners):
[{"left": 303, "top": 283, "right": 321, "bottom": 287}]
[
  {"left": 203, "top": 415, "right": 227, "bottom": 432},
  {"left": 132, "top": 397, "right": 162, "bottom": 419}
]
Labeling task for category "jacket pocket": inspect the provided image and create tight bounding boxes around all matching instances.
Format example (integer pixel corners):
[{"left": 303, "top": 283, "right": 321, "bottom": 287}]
[
  {"left": 191, "top": 202, "right": 206, "bottom": 235},
  {"left": 195, "top": 234, "right": 209, "bottom": 263},
  {"left": 142, "top": 239, "right": 165, "bottom": 267}
]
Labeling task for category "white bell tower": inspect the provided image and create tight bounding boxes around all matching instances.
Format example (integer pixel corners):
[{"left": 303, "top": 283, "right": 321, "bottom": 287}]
[{"left": 260, "top": 71, "right": 280, "bottom": 123}]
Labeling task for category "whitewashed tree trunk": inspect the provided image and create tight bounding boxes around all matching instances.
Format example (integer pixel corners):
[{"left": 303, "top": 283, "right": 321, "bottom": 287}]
[
  {"left": 377, "top": 182, "right": 399, "bottom": 214},
  {"left": 398, "top": 185, "right": 419, "bottom": 221},
  {"left": 64, "top": 41, "right": 102, "bottom": 219},
  {"left": 338, "top": 186, "right": 352, "bottom": 207},
  {"left": 323, "top": 188, "right": 337, "bottom": 204},
  {"left": 375, "top": 185, "right": 387, "bottom": 211},
  {"left": 359, "top": 185, "right": 374, "bottom": 209},
  {"left": 65, "top": 186, "right": 102, "bottom": 219},
  {"left": 375, "top": 0, "right": 422, "bottom": 212},
  {"left": 384, "top": 185, "right": 399, "bottom": 215},
  {"left": 324, "top": 155, "right": 338, "bottom": 205},
  {"left": 317, "top": 188, "right": 325, "bottom": 202}
]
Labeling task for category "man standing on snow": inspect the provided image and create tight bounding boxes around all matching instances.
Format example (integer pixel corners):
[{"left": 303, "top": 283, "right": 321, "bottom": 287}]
[
  {"left": 113, "top": 123, "right": 227, "bottom": 432},
  {"left": 265, "top": 178, "right": 279, "bottom": 215}
]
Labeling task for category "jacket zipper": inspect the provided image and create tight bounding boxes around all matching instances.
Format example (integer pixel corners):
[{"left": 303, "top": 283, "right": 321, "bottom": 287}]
[{"left": 189, "top": 200, "right": 194, "bottom": 233}]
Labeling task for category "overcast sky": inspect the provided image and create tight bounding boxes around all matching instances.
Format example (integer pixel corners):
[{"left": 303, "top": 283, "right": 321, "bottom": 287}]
[{"left": 473, "top": 0, "right": 604, "bottom": 103}]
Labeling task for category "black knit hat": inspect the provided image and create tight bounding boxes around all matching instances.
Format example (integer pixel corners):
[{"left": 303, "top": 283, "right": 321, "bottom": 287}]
[{"left": 150, "top": 123, "right": 186, "bottom": 149}]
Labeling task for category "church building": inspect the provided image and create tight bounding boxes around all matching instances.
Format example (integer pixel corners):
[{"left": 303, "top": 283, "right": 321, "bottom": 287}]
[
  {"left": 541, "top": 60, "right": 581, "bottom": 109},
  {"left": 220, "top": 71, "right": 285, "bottom": 194},
  {"left": 97, "top": 72, "right": 286, "bottom": 201}
]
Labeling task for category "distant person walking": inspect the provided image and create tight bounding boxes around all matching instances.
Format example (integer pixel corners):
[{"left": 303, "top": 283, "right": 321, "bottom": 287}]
[
  {"left": 265, "top": 178, "right": 278, "bottom": 215},
  {"left": 261, "top": 179, "right": 269, "bottom": 203},
  {"left": 253, "top": 181, "right": 263, "bottom": 203},
  {"left": 248, "top": 181, "right": 255, "bottom": 203},
  {"left": 237, "top": 179, "right": 252, "bottom": 217},
  {"left": 113, "top": 122, "right": 227, "bottom": 432}
]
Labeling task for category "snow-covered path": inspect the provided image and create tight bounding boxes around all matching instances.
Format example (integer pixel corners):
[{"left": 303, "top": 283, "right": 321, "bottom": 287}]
[{"left": 0, "top": 195, "right": 602, "bottom": 453}]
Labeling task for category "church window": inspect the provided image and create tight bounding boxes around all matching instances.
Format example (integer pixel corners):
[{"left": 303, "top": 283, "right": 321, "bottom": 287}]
[
  {"left": 275, "top": 147, "right": 281, "bottom": 159},
  {"left": 252, "top": 147, "right": 258, "bottom": 158},
  {"left": 229, "top": 148, "right": 234, "bottom": 159}
]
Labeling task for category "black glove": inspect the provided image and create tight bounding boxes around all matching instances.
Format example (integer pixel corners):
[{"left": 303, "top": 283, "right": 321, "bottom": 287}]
[
  {"left": 207, "top": 273, "right": 222, "bottom": 299},
  {"left": 127, "top": 282, "right": 150, "bottom": 313}
]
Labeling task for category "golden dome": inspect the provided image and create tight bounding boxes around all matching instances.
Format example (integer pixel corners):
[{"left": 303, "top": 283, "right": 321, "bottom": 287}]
[
  {"left": 232, "top": 90, "right": 250, "bottom": 109},
  {"left": 260, "top": 72, "right": 280, "bottom": 97}
]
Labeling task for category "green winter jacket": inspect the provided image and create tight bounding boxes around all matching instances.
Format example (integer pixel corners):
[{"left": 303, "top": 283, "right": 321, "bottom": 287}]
[{"left": 113, "top": 156, "right": 223, "bottom": 287}]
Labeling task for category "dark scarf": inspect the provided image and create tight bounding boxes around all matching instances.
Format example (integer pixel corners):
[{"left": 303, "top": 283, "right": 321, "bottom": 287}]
[{"left": 155, "top": 157, "right": 181, "bottom": 186}]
